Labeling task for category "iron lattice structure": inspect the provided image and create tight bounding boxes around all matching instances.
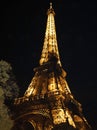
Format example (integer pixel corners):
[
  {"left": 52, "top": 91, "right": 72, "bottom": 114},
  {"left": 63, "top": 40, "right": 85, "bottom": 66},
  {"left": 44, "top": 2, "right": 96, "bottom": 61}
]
[{"left": 12, "top": 3, "right": 92, "bottom": 130}]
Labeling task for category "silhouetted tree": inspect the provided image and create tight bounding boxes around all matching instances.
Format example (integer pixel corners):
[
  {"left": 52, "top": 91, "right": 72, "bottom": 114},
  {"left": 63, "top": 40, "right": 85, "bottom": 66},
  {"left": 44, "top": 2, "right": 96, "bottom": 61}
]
[
  {"left": 0, "top": 87, "right": 13, "bottom": 130},
  {"left": 0, "top": 60, "right": 19, "bottom": 107}
]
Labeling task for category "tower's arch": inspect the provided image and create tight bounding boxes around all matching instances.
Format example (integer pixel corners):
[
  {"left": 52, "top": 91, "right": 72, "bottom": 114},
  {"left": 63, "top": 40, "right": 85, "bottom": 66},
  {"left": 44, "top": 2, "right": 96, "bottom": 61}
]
[{"left": 22, "top": 121, "right": 34, "bottom": 130}]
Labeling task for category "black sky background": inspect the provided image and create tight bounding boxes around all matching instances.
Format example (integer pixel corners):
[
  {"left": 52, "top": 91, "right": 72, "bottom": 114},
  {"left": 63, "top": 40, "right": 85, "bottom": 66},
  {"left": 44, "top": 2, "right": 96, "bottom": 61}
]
[{"left": 0, "top": 0, "right": 97, "bottom": 129}]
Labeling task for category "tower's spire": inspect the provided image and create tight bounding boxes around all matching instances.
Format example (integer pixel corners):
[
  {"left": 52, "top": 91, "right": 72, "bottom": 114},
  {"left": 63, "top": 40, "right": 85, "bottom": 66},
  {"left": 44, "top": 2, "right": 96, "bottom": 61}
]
[
  {"left": 39, "top": 2, "right": 61, "bottom": 66},
  {"left": 50, "top": 2, "right": 52, "bottom": 9}
]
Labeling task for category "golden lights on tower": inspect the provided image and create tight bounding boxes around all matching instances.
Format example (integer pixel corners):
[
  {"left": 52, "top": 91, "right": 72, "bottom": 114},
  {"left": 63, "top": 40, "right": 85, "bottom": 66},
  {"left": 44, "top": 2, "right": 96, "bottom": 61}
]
[
  {"left": 13, "top": 3, "right": 92, "bottom": 130},
  {"left": 39, "top": 3, "right": 61, "bottom": 66}
]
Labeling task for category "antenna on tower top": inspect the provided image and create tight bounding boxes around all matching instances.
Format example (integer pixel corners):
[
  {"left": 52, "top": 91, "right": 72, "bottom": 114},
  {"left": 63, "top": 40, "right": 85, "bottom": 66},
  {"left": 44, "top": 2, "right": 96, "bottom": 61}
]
[{"left": 50, "top": 2, "right": 52, "bottom": 9}]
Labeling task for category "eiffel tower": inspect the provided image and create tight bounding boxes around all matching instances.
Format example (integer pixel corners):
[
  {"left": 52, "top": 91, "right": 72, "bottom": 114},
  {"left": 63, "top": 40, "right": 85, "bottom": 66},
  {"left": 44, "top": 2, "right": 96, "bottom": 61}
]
[{"left": 12, "top": 3, "right": 92, "bottom": 130}]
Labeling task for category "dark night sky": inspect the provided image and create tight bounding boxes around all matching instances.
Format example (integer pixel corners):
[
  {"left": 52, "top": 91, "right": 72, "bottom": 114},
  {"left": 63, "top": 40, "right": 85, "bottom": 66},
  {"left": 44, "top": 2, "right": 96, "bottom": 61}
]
[{"left": 0, "top": 0, "right": 97, "bottom": 129}]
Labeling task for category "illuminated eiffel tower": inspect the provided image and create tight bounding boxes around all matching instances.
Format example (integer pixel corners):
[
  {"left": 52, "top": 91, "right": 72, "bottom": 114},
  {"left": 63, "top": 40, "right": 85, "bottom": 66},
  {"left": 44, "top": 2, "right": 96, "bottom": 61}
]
[{"left": 12, "top": 3, "right": 92, "bottom": 130}]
